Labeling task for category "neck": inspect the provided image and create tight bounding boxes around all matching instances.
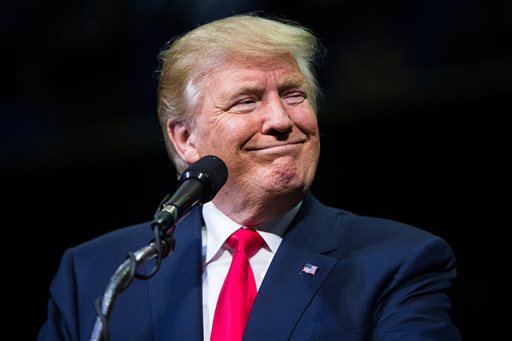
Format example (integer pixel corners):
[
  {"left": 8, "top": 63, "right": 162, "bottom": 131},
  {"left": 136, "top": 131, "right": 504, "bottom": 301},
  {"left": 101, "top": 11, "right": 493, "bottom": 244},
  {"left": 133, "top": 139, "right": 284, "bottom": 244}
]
[{"left": 212, "top": 189, "right": 305, "bottom": 227}]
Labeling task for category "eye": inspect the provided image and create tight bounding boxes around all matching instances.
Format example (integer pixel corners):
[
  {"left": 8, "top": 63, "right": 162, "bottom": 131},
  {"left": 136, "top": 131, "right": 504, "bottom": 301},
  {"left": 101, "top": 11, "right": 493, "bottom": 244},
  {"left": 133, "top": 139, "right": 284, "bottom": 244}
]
[
  {"left": 230, "top": 98, "right": 257, "bottom": 112},
  {"left": 239, "top": 98, "right": 256, "bottom": 105},
  {"left": 283, "top": 92, "right": 306, "bottom": 105}
]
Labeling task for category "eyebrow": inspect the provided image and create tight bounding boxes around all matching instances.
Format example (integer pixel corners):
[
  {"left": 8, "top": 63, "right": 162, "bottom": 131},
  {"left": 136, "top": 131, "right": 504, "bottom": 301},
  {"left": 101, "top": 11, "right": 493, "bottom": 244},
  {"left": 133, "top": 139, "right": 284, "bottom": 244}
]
[
  {"left": 227, "top": 85, "right": 264, "bottom": 99},
  {"left": 277, "top": 79, "right": 307, "bottom": 94}
]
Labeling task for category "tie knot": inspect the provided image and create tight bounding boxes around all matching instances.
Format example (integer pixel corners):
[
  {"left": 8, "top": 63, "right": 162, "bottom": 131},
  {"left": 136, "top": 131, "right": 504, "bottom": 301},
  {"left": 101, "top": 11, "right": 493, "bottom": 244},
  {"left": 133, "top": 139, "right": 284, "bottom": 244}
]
[{"left": 227, "top": 228, "right": 264, "bottom": 258}]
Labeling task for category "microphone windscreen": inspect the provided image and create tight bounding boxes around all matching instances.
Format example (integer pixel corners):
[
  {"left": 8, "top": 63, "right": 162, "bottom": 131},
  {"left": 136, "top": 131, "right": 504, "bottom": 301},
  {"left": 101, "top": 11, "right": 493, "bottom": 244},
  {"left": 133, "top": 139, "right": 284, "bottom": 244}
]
[{"left": 178, "top": 155, "right": 228, "bottom": 203}]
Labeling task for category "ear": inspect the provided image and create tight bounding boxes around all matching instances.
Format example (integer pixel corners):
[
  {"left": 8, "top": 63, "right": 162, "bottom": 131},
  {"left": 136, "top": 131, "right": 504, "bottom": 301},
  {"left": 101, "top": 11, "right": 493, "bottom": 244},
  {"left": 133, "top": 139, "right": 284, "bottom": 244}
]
[{"left": 166, "top": 120, "right": 201, "bottom": 164}]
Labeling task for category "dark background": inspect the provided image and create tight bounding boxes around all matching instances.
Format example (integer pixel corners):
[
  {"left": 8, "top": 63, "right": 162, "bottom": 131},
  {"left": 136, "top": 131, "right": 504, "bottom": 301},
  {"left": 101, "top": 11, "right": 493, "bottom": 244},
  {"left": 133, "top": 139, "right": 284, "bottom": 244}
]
[{"left": 2, "top": 0, "right": 508, "bottom": 339}]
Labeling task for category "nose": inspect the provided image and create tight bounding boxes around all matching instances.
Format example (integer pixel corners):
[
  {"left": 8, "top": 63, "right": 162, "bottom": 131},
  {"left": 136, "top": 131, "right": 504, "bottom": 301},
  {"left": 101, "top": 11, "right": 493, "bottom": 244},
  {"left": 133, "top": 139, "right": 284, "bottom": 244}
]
[{"left": 261, "top": 94, "right": 293, "bottom": 135}]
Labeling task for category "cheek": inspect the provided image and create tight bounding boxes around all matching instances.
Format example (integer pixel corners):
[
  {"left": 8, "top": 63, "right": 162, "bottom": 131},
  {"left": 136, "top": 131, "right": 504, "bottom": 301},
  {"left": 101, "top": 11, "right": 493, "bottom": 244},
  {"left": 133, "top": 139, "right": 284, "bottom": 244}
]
[
  {"left": 223, "top": 114, "right": 261, "bottom": 140},
  {"left": 197, "top": 116, "right": 255, "bottom": 152},
  {"left": 292, "top": 108, "right": 318, "bottom": 135}
]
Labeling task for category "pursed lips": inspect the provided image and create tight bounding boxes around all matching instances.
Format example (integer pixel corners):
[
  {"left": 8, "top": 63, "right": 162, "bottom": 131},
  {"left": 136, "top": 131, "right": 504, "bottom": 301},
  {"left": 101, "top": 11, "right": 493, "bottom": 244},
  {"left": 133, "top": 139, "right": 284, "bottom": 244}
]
[{"left": 245, "top": 139, "right": 306, "bottom": 151}]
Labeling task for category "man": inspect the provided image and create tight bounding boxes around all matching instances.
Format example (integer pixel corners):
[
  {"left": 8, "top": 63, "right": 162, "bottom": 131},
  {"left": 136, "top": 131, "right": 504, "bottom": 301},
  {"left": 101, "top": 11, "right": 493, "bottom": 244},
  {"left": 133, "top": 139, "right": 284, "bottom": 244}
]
[{"left": 39, "top": 13, "right": 460, "bottom": 340}]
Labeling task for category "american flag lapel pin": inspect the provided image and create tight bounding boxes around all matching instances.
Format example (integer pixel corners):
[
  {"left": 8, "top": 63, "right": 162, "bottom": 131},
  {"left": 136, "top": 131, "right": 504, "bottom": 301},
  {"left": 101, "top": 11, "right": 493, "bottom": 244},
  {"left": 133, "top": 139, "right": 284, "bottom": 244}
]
[{"left": 301, "top": 263, "right": 318, "bottom": 276}]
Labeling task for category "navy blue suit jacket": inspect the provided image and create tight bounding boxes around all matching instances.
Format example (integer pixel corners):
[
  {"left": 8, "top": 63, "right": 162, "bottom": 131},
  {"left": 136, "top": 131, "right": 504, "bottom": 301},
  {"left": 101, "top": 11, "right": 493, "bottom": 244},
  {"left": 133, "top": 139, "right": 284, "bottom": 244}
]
[{"left": 39, "top": 193, "right": 460, "bottom": 340}]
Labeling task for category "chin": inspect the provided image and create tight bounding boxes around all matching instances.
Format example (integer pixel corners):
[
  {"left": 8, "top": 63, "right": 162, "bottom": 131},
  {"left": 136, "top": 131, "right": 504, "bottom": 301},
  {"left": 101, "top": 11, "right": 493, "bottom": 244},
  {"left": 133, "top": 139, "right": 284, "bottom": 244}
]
[
  {"left": 252, "top": 158, "right": 312, "bottom": 190},
  {"left": 269, "top": 173, "right": 307, "bottom": 193}
]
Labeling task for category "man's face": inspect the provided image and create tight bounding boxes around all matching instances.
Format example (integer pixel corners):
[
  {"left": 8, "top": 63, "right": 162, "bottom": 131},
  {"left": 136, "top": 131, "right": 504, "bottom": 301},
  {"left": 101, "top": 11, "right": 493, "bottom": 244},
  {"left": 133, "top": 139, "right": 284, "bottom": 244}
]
[{"left": 185, "top": 55, "right": 320, "bottom": 210}]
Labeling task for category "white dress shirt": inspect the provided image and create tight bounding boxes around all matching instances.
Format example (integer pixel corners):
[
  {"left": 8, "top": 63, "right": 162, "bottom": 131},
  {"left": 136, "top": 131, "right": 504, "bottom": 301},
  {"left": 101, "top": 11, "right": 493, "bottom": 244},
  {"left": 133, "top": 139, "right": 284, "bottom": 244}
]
[{"left": 201, "top": 201, "right": 301, "bottom": 340}]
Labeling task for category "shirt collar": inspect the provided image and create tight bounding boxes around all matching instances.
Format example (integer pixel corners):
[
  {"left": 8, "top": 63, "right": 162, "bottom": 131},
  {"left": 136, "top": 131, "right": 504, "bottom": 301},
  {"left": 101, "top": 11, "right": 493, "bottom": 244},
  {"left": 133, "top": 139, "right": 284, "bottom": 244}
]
[{"left": 202, "top": 201, "right": 302, "bottom": 263}]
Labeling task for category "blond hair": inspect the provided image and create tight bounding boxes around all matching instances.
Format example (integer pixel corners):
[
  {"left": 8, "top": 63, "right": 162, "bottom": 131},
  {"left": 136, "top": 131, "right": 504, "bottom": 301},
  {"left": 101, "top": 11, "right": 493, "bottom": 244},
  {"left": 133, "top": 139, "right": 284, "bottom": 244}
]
[{"left": 156, "top": 13, "right": 321, "bottom": 172}]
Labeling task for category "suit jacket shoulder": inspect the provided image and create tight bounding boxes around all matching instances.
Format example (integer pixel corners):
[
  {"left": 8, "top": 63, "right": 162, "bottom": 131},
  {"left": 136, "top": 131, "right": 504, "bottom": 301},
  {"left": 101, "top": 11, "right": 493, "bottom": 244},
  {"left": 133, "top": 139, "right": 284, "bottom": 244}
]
[
  {"left": 245, "top": 193, "right": 460, "bottom": 340},
  {"left": 38, "top": 209, "right": 205, "bottom": 341}
]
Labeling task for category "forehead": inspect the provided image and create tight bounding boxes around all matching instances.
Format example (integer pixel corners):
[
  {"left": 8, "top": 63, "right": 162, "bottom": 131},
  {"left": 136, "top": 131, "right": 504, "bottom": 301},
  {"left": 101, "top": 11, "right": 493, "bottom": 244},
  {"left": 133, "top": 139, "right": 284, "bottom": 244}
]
[{"left": 204, "top": 55, "right": 305, "bottom": 89}]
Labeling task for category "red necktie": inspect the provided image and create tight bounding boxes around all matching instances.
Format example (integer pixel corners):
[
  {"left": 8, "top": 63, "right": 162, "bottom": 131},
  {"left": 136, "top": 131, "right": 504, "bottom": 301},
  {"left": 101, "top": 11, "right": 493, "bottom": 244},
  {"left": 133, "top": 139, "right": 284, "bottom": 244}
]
[{"left": 210, "top": 228, "right": 264, "bottom": 341}]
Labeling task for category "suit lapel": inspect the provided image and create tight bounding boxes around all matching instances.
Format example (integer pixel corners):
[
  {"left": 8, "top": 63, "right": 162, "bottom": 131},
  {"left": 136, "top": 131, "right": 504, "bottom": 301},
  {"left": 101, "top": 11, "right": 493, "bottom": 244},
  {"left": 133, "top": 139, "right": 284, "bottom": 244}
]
[
  {"left": 245, "top": 242, "right": 337, "bottom": 340},
  {"left": 244, "top": 194, "right": 339, "bottom": 340},
  {"left": 147, "top": 207, "right": 204, "bottom": 340}
]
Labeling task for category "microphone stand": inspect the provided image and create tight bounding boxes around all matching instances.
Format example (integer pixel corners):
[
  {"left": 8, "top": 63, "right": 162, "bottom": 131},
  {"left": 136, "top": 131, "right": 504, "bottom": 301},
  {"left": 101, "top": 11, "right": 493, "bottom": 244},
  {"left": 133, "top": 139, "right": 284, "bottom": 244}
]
[
  {"left": 88, "top": 155, "right": 227, "bottom": 341},
  {"left": 89, "top": 223, "right": 176, "bottom": 341}
]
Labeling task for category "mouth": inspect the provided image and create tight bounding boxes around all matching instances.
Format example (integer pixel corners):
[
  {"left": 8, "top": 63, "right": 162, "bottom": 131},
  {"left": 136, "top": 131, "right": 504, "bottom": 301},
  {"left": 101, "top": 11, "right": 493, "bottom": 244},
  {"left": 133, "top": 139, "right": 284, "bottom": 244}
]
[{"left": 246, "top": 140, "right": 305, "bottom": 152}]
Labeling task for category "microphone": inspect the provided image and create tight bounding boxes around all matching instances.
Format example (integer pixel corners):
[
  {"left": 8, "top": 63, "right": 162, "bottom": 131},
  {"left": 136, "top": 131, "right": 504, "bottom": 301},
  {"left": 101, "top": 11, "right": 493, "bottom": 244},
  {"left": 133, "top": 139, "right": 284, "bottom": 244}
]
[
  {"left": 154, "top": 155, "right": 228, "bottom": 230},
  {"left": 90, "top": 156, "right": 227, "bottom": 340}
]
